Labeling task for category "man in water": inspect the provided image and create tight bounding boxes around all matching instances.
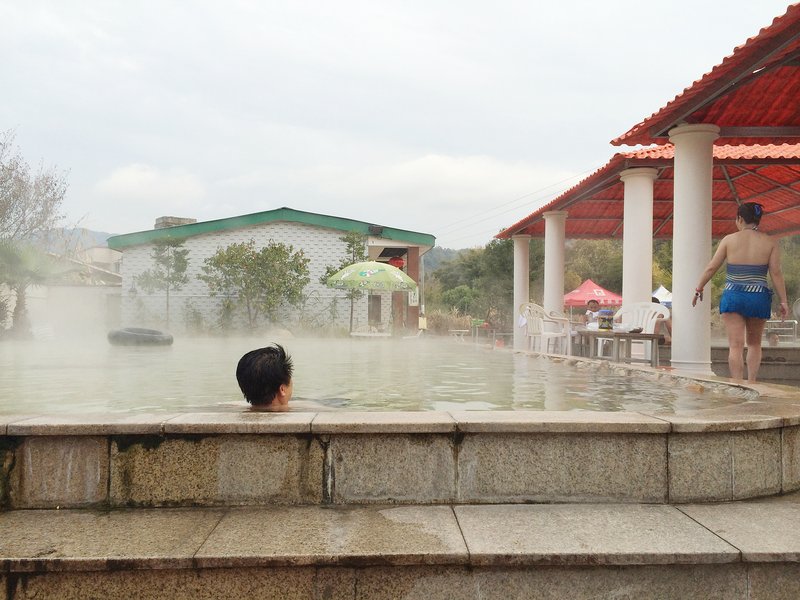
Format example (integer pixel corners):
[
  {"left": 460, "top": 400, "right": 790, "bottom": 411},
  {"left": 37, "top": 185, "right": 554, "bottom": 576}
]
[{"left": 236, "top": 344, "right": 294, "bottom": 410}]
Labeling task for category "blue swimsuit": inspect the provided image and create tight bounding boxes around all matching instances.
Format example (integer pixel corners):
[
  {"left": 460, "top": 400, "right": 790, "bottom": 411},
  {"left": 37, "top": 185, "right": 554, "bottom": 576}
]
[{"left": 719, "top": 264, "right": 773, "bottom": 319}]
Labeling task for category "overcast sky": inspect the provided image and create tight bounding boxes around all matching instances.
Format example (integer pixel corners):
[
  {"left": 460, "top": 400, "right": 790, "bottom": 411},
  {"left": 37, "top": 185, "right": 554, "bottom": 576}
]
[{"left": 1, "top": 1, "right": 793, "bottom": 248}]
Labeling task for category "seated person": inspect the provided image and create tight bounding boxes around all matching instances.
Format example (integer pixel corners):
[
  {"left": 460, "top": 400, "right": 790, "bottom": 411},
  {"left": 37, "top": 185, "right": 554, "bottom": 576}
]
[
  {"left": 651, "top": 297, "right": 672, "bottom": 344},
  {"left": 584, "top": 299, "right": 601, "bottom": 325},
  {"left": 236, "top": 344, "right": 294, "bottom": 411}
]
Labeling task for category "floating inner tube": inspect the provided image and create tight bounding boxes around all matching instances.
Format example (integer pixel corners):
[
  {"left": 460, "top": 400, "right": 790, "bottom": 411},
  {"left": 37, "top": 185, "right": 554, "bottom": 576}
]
[{"left": 107, "top": 327, "right": 173, "bottom": 346}]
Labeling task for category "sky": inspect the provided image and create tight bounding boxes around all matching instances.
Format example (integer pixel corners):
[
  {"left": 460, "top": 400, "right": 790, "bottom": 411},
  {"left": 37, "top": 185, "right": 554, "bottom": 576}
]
[{"left": 1, "top": 1, "right": 794, "bottom": 249}]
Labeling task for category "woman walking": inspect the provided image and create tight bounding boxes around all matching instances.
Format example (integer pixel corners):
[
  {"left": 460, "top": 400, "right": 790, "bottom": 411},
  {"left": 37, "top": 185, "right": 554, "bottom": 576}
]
[{"left": 692, "top": 202, "right": 788, "bottom": 381}]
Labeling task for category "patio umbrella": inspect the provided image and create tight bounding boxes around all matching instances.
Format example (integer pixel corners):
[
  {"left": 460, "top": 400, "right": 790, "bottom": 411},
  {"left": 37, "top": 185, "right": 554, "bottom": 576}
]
[
  {"left": 326, "top": 261, "right": 417, "bottom": 292},
  {"left": 563, "top": 279, "right": 622, "bottom": 307},
  {"left": 651, "top": 285, "right": 672, "bottom": 308}
]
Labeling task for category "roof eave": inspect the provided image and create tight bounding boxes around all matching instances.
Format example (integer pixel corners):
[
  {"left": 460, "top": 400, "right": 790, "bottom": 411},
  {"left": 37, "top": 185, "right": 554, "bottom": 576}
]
[{"left": 107, "top": 207, "right": 436, "bottom": 250}]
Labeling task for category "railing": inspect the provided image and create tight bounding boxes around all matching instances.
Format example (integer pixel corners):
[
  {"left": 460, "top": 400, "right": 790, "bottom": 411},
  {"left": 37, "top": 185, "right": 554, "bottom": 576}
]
[{"left": 765, "top": 319, "right": 798, "bottom": 342}]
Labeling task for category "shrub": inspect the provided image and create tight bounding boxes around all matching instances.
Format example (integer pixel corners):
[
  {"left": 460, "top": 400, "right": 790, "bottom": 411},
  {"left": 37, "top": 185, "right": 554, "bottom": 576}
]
[{"left": 426, "top": 308, "right": 472, "bottom": 335}]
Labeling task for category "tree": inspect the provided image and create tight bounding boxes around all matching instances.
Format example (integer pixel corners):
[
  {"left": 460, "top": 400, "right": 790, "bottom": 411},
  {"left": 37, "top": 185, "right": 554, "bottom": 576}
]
[
  {"left": 319, "top": 231, "right": 368, "bottom": 332},
  {"left": 440, "top": 284, "right": 479, "bottom": 315},
  {"left": 0, "top": 240, "right": 74, "bottom": 337},
  {"left": 136, "top": 239, "right": 190, "bottom": 328},
  {"left": 1, "top": 130, "right": 68, "bottom": 241},
  {"left": 427, "top": 238, "right": 545, "bottom": 329},
  {"left": 779, "top": 236, "right": 800, "bottom": 311},
  {"left": 565, "top": 239, "right": 623, "bottom": 294},
  {"left": 200, "top": 239, "right": 310, "bottom": 328}
]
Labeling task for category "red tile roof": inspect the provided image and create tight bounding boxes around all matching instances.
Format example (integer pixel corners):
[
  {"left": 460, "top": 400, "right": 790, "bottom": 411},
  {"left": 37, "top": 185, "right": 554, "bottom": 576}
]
[
  {"left": 613, "top": 3, "right": 800, "bottom": 146},
  {"left": 497, "top": 144, "right": 800, "bottom": 240}
]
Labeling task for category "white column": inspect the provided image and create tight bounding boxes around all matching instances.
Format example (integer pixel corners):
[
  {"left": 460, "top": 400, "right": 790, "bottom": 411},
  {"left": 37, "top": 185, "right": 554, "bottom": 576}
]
[
  {"left": 620, "top": 168, "right": 658, "bottom": 305},
  {"left": 669, "top": 123, "right": 719, "bottom": 374},
  {"left": 512, "top": 234, "right": 531, "bottom": 351},
  {"left": 543, "top": 211, "right": 567, "bottom": 315}
]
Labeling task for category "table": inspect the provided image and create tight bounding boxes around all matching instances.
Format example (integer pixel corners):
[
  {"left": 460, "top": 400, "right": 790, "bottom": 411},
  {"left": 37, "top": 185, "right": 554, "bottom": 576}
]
[
  {"left": 575, "top": 329, "right": 662, "bottom": 367},
  {"left": 472, "top": 326, "right": 513, "bottom": 346},
  {"left": 449, "top": 329, "right": 470, "bottom": 341}
]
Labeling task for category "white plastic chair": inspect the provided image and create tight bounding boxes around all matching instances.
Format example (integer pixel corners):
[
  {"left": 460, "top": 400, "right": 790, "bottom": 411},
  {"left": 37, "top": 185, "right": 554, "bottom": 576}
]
[
  {"left": 519, "top": 303, "right": 571, "bottom": 355},
  {"left": 614, "top": 302, "right": 670, "bottom": 360}
]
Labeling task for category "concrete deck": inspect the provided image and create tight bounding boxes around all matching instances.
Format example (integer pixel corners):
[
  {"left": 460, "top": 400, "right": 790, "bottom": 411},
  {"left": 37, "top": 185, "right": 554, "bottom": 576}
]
[{"left": 2, "top": 493, "right": 800, "bottom": 598}]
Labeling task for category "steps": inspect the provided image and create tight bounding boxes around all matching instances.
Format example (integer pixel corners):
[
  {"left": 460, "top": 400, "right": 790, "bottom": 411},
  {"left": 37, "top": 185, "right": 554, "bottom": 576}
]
[
  {"left": 2, "top": 497, "right": 800, "bottom": 599},
  {"left": 4, "top": 377, "right": 800, "bottom": 598}
]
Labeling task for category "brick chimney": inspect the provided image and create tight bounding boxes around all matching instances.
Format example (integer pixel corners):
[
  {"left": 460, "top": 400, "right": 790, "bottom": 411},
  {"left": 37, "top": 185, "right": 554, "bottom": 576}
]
[{"left": 154, "top": 216, "right": 197, "bottom": 229}]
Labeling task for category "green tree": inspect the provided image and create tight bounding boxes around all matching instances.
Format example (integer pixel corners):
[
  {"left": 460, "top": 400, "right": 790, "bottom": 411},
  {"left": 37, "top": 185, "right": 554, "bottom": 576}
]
[
  {"left": 1, "top": 130, "right": 68, "bottom": 241},
  {"left": 565, "top": 239, "right": 623, "bottom": 294},
  {"left": 652, "top": 240, "right": 673, "bottom": 289},
  {"left": 780, "top": 237, "right": 800, "bottom": 311},
  {"left": 200, "top": 239, "right": 310, "bottom": 328},
  {"left": 427, "top": 238, "right": 545, "bottom": 329},
  {"left": 440, "top": 284, "right": 479, "bottom": 315},
  {"left": 0, "top": 240, "right": 74, "bottom": 338},
  {"left": 136, "top": 239, "right": 190, "bottom": 328},
  {"left": 319, "top": 231, "right": 368, "bottom": 332}
]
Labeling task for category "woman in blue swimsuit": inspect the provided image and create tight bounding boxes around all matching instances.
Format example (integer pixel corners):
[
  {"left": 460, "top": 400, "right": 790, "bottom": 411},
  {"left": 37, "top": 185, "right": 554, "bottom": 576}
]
[{"left": 692, "top": 202, "right": 788, "bottom": 381}]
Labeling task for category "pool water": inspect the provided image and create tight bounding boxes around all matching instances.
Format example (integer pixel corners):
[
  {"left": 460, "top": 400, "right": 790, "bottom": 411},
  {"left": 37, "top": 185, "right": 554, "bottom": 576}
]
[{"left": 0, "top": 336, "right": 752, "bottom": 414}]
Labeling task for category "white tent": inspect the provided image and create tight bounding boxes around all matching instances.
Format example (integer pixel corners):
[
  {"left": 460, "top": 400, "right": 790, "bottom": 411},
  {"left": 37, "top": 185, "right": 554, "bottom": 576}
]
[{"left": 652, "top": 285, "right": 672, "bottom": 308}]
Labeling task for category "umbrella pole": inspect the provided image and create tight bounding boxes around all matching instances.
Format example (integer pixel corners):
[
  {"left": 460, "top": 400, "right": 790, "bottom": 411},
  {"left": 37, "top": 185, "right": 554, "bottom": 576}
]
[{"left": 349, "top": 293, "right": 355, "bottom": 333}]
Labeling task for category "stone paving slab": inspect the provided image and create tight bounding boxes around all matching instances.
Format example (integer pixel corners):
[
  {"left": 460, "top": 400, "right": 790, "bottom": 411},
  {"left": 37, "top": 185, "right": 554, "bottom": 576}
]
[
  {"left": 6, "top": 413, "right": 181, "bottom": 436},
  {"left": 641, "top": 404, "right": 793, "bottom": 433},
  {"left": 311, "top": 412, "right": 457, "bottom": 434},
  {"left": 8, "top": 499, "right": 800, "bottom": 577},
  {"left": 0, "top": 508, "right": 225, "bottom": 572},
  {"left": 680, "top": 491, "right": 800, "bottom": 562},
  {"left": 454, "top": 504, "right": 740, "bottom": 566},
  {"left": 163, "top": 411, "right": 314, "bottom": 434},
  {"left": 449, "top": 410, "right": 670, "bottom": 433},
  {"left": 194, "top": 505, "right": 467, "bottom": 568},
  {"left": 0, "top": 415, "right": 38, "bottom": 435}
]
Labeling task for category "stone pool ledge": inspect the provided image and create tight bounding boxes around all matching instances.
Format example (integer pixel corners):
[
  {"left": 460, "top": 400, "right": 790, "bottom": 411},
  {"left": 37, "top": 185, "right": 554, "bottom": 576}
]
[{"left": 3, "top": 385, "right": 800, "bottom": 509}]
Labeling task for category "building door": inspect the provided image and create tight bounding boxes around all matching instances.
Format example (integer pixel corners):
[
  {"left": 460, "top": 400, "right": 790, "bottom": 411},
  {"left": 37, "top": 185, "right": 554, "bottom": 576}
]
[{"left": 368, "top": 295, "right": 381, "bottom": 327}]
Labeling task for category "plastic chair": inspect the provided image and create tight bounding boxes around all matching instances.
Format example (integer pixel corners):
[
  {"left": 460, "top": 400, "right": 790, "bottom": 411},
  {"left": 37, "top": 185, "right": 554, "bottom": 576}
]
[
  {"left": 614, "top": 302, "right": 670, "bottom": 360},
  {"left": 519, "top": 303, "right": 571, "bottom": 355}
]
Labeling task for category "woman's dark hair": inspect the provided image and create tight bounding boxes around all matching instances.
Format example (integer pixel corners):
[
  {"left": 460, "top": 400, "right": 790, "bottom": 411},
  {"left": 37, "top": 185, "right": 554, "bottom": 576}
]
[
  {"left": 738, "top": 202, "right": 764, "bottom": 225},
  {"left": 236, "top": 344, "right": 293, "bottom": 405}
]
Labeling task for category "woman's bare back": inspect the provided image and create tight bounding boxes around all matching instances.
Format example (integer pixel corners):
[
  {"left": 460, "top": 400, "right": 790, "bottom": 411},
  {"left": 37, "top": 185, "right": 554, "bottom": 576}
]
[{"left": 723, "top": 230, "right": 777, "bottom": 265}]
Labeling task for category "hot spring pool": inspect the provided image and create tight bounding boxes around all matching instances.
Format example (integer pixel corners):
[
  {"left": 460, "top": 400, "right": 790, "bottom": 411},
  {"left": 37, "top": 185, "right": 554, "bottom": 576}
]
[{"left": 0, "top": 335, "right": 754, "bottom": 415}]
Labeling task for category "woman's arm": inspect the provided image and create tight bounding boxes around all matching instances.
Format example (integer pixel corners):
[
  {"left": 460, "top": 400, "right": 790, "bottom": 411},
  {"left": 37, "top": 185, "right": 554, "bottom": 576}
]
[
  {"left": 769, "top": 241, "right": 789, "bottom": 318},
  {"left": 692, "top": 238, "right": 728, "bottom": 307}
]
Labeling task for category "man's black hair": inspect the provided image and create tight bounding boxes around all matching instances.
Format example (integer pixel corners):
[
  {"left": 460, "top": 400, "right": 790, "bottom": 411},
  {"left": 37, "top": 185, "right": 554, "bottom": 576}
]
[{"left": 236, "top": 344, "right": 293, "bottom": 405}]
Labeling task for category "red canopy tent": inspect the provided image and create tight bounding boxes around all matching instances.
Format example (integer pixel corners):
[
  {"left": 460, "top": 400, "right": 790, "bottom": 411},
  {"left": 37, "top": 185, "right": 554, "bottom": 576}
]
[{"left": 564, "top": 279, "right": 623, "bottom": 307}]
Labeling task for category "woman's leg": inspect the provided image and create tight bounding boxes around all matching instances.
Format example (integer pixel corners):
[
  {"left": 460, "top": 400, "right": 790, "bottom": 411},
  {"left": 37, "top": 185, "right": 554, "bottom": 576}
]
[
  {"left": 721, "top": 312, "right": 746, "bottom": 380},
  {"left": 744, "top": 317, "right": 767, "bottom": 381}
]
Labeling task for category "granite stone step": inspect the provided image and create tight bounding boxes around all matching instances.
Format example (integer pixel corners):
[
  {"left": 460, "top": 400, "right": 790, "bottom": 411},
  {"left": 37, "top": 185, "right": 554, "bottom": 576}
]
[{"left": 3, "top": 493, "right": 800, "bottom": 599}]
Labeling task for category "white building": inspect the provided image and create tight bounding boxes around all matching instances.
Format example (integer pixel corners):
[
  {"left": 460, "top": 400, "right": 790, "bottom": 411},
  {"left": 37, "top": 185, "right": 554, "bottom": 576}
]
[{"left": 107, "top": 207, "right": 435, "bottom": 334}]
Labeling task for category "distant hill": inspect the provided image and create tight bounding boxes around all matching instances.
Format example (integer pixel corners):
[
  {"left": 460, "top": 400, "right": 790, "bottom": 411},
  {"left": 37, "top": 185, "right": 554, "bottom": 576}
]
[
  {"left": 32, "top": 228, "right": 117, "bottom": 253},
  {"left": 423, "top": 246, "right": 465, "bottom": 273}
]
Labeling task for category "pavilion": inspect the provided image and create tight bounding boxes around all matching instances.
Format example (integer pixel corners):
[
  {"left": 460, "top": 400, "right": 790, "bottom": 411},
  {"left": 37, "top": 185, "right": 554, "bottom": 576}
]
[{"left": 499, "top": 3, "right": 800, "bottom": 373}]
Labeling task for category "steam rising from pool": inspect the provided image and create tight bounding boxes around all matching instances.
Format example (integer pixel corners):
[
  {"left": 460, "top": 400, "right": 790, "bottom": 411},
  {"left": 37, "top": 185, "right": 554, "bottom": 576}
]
[{"left": 0, "top": 336, "right": 752, "bottom": 415}]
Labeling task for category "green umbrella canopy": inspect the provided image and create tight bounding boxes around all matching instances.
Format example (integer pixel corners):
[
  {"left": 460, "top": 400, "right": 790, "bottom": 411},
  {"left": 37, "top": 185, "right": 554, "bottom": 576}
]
[{"left": 326, "top": 261, "right": 417, "bottom": 292}]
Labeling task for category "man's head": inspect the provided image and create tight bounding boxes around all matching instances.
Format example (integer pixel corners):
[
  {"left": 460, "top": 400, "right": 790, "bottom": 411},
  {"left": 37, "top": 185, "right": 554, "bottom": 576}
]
[
  {"left": 236, "top": 344, "right": 294, "bottom": 406},
  {"left": 587, "top": 300, "right": 600, "bottom": 311}
]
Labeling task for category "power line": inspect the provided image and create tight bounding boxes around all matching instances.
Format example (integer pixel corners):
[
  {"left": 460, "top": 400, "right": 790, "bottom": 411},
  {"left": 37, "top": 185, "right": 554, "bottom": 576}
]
[{"left": 435, "top": 166, "right": 599, "bottom": 235}]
